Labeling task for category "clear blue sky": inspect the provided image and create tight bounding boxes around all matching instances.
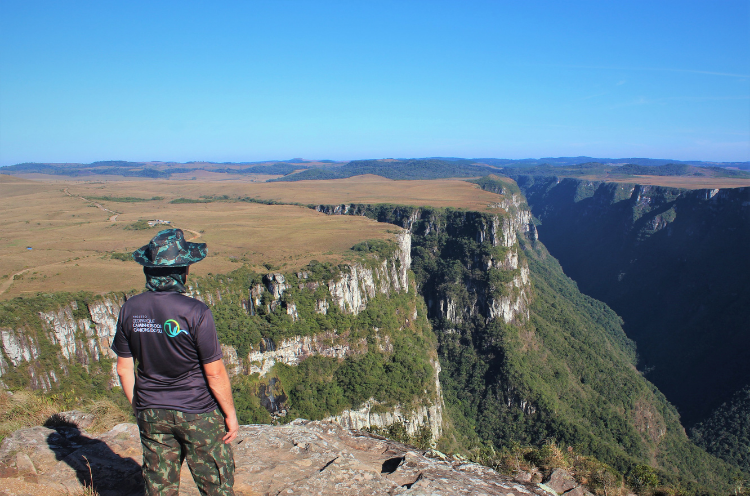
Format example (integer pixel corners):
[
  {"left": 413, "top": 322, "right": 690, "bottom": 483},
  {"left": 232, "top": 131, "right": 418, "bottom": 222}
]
[{"left": 1, "top": 0, "right": 748, "bottom": 165}]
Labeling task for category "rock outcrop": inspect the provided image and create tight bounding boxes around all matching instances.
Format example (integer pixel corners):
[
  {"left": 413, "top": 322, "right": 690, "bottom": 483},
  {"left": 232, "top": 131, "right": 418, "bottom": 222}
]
[
  {"left": 0, "top": 419, "right": 557, "bottom": 496},
  {"left": 0, "top": 296, "right": 124, "bottom": 390},
  {"left": 326, "top": 359, "right": 445, "bottom": 441},
  {"left": 312, "top": 203, "right": 533, "bottom": 327},
  {"left": 245, "top": 332, "right": 365, "bottom": 377},
  {"left": 327, "top": 231, "right": 411, "bottom": 315}
]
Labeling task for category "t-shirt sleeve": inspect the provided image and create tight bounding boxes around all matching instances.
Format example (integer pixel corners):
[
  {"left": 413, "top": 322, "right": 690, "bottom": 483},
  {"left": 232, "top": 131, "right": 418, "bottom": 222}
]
[
  {"left": 195, "top": 307, "right": 223, "bottom": 364},
  {"left": 111, "top": 305, "right": 133, "bottom": 358}
]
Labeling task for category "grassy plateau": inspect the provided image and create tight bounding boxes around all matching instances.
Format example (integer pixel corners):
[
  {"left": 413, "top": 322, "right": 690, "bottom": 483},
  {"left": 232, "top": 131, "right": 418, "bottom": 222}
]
[{"left": 0, "top": 174, "right": 505, "bottom": 299}]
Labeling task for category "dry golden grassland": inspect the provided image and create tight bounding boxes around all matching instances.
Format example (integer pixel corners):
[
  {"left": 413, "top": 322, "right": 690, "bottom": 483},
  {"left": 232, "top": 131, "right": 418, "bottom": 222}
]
[
  {"left": 233, "top": 175, "right": 508, "bottom": 209},
  {"left": 53, "top": 174, "right": 506, "bottom": 209},
  {"left": 168, "top": 170, "right": 285, "bottom": 182},
  {"left": 0, "top": 174, "right": 506, "bottom": 299}
]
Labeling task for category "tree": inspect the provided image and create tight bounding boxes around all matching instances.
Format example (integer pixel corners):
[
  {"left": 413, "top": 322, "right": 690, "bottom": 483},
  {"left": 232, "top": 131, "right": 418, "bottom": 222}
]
[{"left": 628, "top": 464, "right": 658, "bottom": 494}]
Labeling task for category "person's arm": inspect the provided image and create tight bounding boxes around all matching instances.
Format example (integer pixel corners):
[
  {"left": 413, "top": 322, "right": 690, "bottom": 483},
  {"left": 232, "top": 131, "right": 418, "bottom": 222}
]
[
  {"left": 117, "top": 356, "right": 136, "bottom": 412},
  {"left": 202, "top": 358, "right": 239, "bottom": 444}
]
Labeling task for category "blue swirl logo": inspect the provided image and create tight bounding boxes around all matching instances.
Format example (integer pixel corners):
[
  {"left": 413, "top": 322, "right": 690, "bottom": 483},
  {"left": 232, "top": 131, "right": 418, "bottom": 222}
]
[{"left": 163, "top": 319, "right": 188, "bottom": 338}]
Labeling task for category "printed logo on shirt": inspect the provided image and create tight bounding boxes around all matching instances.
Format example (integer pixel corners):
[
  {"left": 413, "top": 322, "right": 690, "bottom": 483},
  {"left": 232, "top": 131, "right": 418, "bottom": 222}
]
[
  {"left": 163, "top": 319, "right": 188, "bottom": 338},
  {"left": 132, "top": 315, "right": 162, "bottom": 333}
]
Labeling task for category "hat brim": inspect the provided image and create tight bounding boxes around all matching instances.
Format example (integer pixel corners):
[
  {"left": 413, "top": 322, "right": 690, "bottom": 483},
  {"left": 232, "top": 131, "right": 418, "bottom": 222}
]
[{"left": 133, "top": 241, "right": 207, "bottom": 267}]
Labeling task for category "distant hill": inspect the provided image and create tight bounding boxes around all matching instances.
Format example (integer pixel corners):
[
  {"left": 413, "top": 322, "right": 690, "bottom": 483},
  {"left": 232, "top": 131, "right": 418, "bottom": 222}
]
[
  {"left": 2, "top": 157, "right": 748, "bottom": 180},
  {"left": 494, "top": 162, "right": 750, "bottom": 179},
  {"left": 273, "top": 160, "right": 750, "bottom": 181},
  {"left": 473, "top": 157, "right": 750, "bottom": 170},
  {"left": 269, "top": 159, "right": 500, "bottom": 181},
  {"left": 3, "top": 162, "right": 182, "bottom": 178},
  {"left": 0, "top": 160, "right": 317, "bottom": 179}
]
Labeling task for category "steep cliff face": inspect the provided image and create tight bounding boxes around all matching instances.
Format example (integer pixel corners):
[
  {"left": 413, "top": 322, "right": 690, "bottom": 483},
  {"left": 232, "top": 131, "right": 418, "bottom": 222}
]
[
  {"left": 312, "top": 183, "right": 743, "bottom": 492},
  {"left": 39, "top": 299, "right": 121, "bottom": 367},
  {"left": 0, "top": 232, "right": 444, "bottom": 443},
  {"left": 326, "top": 358, "right": 444, "bottom": 440},
  {"left": 0, "top": 295, "right": 124, "bottom": 392},
  {"left": 244, "top": 332, "right": 364, "bottom": 377},
  {"left": 208, "top": 231, "right": 443, "bottom": 442},
  {"left": 327, "top": 231, "right": 411, "bottom": 314},
  {"left": 509, "top": 175, "right": 750, "bottom": 428},
  {"left": 313, "top": 203, "right": 534, "bottom": 329},
  {"left": 311, "top": 200, "right": 546, "bottom": 447}
]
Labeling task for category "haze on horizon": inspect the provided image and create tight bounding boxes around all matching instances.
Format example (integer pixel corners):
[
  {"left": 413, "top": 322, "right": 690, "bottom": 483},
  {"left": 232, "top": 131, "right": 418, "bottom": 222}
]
[{"left": 1, "top": 0, "right": 748, "bottom": 166}]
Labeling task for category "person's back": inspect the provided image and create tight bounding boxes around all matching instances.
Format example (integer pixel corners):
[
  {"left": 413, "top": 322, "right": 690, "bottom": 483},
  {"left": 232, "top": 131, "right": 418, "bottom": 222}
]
[
  {"left": 116, "top": 291, "right": 222, "bottom": 412},
  {"left": 112, "top": 229, "right": 238, "bottom": 496}
]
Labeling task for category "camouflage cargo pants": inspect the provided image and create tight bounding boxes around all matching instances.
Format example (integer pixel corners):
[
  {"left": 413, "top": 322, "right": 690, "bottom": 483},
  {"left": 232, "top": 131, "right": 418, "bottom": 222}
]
[{"left": 137, "top": 408, "right": 235, "bottom": 496}]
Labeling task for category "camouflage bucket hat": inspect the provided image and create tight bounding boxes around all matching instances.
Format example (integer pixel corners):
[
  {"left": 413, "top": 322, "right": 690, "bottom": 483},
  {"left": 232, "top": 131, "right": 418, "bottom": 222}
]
[{"left": 133, "top": 228, "right": 207, "bottom": 267}]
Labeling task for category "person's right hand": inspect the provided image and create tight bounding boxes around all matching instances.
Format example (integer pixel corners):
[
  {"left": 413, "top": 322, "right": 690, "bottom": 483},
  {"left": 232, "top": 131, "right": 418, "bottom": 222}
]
[{"left": 223, "top": 414, "right": 239, "bottom": 444}]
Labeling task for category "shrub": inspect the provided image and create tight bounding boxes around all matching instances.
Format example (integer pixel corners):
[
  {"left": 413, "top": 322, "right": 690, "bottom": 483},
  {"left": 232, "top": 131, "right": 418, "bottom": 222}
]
[
  {"left": 123, "top": 220, "right": 156, "bottom": 230},
  {"left": 629, "top": 464, "right": 659, "bottom": 494},
  {"left": 110, "top": 252, "right": 134, "bottom": 261}
]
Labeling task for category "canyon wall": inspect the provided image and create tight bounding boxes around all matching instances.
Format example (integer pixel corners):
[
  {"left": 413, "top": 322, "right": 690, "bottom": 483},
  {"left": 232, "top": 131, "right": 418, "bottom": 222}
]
[
  {"left": 0, "top": 231, "right": 444, "bottom": 443},
  {"left": 509, "top": 176, "right": 750, "bottom": 428}
]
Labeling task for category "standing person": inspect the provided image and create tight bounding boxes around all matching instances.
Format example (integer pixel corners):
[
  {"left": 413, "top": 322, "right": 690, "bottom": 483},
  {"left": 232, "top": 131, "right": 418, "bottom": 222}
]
[{"left": 112, "top": 229, "right": 238, "bottom": 496}]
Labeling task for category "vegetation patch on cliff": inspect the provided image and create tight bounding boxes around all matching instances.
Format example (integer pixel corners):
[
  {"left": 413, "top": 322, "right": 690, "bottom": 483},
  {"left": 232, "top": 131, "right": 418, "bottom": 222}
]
[
  {"left": 691, "top": 385, "right": 750, "bottom": 474},
  {"left": 187, "top": 245, "right": 439, "bottom": 427}
]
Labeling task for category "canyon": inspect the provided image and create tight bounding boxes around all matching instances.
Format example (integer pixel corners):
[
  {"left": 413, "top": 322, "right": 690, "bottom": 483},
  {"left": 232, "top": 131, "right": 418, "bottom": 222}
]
[{"left": 0, "top": 176, "right": 746, "bottom": 493}]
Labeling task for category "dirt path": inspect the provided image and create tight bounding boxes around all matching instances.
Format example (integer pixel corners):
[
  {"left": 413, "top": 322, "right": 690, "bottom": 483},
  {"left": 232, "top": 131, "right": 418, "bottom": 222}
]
[
  {"left": 0, "top": 257, "right": 91, "bottom": 297},
  {"left": 0, "top": 268, "right": 30, "bottom": 296},
  {"left": 62, "top": 190, "right": 202, "bottom": 241},
  {"left": 0, "top": 192, "right": 205, "bottom": 297},
  {"left": 63, "top": 188, "right": 119, "bottom": 218},
  {"left": 182, "top": 228, "right": 202, "bottom": 241}
]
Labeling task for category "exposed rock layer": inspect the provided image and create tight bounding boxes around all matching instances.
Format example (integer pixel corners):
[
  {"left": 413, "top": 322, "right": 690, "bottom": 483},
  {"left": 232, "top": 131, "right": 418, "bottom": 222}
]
[
  {"left": 1, "top": 296, "right": 124, "bottom": 390},
  {"left": 0, "top": 420, "right": 557, "bottom": 496},
  {"left": 326, "top": 359, "right": 445, "bottom": 440},
  {"left": 312, "top": 202, "right": 534, "bottom": 326}
]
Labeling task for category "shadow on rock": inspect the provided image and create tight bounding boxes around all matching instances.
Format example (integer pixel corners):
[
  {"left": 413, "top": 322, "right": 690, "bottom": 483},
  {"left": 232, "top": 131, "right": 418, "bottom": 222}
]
[{"left": 44, "top": 416, "right": 144, "bottom": 496}]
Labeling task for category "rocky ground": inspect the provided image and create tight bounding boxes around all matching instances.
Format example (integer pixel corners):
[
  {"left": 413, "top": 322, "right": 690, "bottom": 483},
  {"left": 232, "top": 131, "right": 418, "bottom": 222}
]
[{"left": 0, "top": 414, "right": 589, "bottom": 496}]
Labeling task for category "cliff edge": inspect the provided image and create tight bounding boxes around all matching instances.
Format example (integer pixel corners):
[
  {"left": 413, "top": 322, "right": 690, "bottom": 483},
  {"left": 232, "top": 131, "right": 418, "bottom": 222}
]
[{"left": 0, "top": 419, "right": 561, "bottom": 496}]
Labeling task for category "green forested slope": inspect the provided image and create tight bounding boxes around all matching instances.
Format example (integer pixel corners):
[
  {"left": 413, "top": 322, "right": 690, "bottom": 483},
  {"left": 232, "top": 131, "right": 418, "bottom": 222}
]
[
  {"left": 402, "top": 210, "right": 741, "bottom": 493},
  {"left": 309, "top": 200, "right": 744, "bottom": 493},
  {"left": 506, "top": 176, "right": 750, "bottom": 429},
  {"left": 692, "top": 385, "right": 750, "bottom": 473}
]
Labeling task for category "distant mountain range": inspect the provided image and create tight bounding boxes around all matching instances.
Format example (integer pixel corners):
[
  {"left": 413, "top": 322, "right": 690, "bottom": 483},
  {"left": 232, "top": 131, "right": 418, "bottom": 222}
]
[
  {"left": 467, "top": 156, "right": 749, "bottom": 169},
  {"left": 1, "top": 157, "right": 748, "bottom": 180}
]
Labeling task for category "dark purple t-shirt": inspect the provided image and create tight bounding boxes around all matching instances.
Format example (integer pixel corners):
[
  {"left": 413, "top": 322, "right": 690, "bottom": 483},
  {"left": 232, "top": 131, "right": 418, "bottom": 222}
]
[{"left": 112, "top": 291, "right": 222, "bottom": 413}]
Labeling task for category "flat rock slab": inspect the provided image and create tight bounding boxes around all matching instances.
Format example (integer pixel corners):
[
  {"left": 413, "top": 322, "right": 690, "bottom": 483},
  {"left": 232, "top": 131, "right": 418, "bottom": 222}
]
[
  {"left": 0, "top": 419, "right": 556, "bottom": 496},
  {"left": 544, "top": 468, "right": 578, "bottom": 495}
]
